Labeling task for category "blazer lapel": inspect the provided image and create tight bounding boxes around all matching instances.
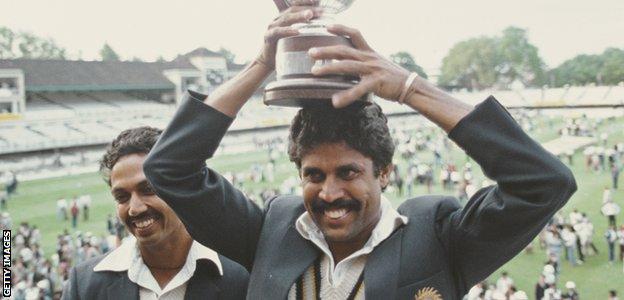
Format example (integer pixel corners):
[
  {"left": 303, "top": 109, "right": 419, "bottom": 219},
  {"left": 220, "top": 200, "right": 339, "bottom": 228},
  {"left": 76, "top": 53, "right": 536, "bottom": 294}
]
[
  {"left": 265, "top": 225, "right": 319, "bottom": 299},
  {"left": 364, "top": 227, "right": 404, "bottom": 300},
  {"left": 106, "top": 273, "right": 139, "bottom": 300},
  {"left": 184, "top": 262, "right": 220, "bottom": 300}
]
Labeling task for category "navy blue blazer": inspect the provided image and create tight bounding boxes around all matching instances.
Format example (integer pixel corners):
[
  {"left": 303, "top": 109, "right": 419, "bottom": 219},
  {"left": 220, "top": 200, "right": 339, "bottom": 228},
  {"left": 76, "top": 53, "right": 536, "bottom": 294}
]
[{"left": 143, "top": 92, "right": 576, "bottom": 299}]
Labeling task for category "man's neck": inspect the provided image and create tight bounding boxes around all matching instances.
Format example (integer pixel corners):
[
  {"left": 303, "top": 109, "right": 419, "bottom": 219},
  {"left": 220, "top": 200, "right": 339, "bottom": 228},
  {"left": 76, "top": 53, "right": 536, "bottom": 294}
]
[
  {"left": 328, "top": 238, "right": 369, "bottom": 264},
  {"left": 139, "top": 230, "right": 193, "bottom": 288},
  {"left": 328, "top": 213, "right": 381, "bottom": 264}
]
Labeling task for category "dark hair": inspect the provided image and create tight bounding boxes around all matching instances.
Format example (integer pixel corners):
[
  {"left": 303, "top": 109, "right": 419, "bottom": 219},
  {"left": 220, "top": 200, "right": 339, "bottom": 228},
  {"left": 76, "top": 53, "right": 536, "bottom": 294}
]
[
  {"left": 100, "top": 126, "right": 162, "bottom": 185},
  {"left": 288, "top": 102, "right": 394, "bottom": 176}
]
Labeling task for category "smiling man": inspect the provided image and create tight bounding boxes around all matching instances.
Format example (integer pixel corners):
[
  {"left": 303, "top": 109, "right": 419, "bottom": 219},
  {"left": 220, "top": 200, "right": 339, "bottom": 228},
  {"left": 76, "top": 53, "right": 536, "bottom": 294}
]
[
  {"left": 61, "top": 127, "right": 249, "bottom": 300},
  {"left": 143, "top": 3, "right": 576, "bottom": 300}
]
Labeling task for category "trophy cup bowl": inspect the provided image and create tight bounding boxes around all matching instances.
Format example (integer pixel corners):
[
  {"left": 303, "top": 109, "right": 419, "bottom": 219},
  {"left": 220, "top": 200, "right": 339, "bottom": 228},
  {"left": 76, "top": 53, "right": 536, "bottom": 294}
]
[{"left": 264, "top": 0, "right": 370, "bottom": 107}]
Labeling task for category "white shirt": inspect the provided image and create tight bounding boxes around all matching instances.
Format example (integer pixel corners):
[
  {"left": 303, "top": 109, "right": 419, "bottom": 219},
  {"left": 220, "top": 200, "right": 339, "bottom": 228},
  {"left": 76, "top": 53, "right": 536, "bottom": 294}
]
[
  {"left": 94, "top": 238, "right": 222, "bottom": 300},
  {"left": 293, "top": 197, "right": 408, "bottom": 292}
]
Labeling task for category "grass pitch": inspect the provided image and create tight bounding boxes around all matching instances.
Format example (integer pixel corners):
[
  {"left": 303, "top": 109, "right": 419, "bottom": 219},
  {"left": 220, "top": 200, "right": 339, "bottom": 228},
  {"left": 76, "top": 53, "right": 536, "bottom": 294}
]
[{"left": 4, "top": 114, "right": 623, "bottom": 298}]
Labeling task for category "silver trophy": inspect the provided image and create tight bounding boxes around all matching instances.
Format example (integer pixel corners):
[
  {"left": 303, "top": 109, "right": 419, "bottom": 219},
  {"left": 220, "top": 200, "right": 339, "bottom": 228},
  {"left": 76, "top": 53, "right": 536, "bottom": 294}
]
[{"left": 265, "top": 0, "right": 368, "bottom": 107}]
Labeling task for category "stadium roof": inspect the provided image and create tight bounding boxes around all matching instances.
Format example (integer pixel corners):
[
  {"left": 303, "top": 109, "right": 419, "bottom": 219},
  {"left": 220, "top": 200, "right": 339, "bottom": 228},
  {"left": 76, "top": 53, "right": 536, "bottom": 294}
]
[
  {"left": 0, "top": 47, "right": 248, "bottom": 92},
  {"left": 0, "top": 59, "right": 179, "bottom": 92}
]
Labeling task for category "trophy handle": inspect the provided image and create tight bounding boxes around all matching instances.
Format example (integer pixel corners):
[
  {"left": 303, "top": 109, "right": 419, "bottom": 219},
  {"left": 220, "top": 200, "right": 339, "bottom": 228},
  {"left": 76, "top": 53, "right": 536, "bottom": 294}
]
[{"left": 273, "top": 0, "right": 290, "bottom": 12}]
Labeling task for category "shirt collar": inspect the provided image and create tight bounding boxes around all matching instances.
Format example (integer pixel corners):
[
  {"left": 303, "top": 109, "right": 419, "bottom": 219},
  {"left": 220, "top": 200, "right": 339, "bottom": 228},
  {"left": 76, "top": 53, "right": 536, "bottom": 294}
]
[
  {"left": 93, "top": 237, "right": 223, "bottom": 276},
  {"left": 295, "top": 196, "right": 408, "bottom": 258}
]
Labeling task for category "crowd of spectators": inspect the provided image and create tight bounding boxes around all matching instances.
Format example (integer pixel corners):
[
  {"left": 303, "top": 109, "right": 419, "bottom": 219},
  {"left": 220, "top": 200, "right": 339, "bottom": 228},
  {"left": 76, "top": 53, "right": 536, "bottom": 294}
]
[{"left": 1, "top": 111, "right": 623, "bottom": 299}]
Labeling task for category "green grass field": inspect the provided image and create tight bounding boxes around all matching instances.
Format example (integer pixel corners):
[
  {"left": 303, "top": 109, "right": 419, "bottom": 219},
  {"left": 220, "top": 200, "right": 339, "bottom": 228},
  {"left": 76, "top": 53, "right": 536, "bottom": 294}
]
[{"left": 3, "top": 113, "right": 623, "bottom": 298}]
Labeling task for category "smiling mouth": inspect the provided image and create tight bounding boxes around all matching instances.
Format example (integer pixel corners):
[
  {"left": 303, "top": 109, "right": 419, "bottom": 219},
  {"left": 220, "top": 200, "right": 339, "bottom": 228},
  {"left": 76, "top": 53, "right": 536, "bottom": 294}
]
[
  {"left": 130, "top": 214, "right": 160, "bottom": 232},
  {"left": 324, "top": 208, "right": 349, "bottom": 220}
]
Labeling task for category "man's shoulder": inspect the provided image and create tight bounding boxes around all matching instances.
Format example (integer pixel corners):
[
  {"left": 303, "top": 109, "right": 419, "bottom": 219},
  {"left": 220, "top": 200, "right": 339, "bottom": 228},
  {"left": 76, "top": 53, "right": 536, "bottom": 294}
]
[
  {"left": 72, "top": 253, "right": 122, "bottom": 282},
  {"left": 398, "top": 195, "right": 461, "bottom": 220},
  {"left": 216, "top": 254, "right": 250, "bottom": 284},
  {"left": 73, "top": 254, "right": 105, "bottom": 274},
  {"left": 65, "top": 253, "right": 126, "bottom": 299},
  {"left": 265, "top": 195, "right": 305, "bottom": 215},
  {"left": 259, "top": 195, "right": 305, "bottom": 234}
]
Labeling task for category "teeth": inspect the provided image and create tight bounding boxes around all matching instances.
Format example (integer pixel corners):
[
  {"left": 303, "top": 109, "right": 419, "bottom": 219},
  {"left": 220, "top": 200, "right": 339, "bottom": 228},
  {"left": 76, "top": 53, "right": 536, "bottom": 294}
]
[
  {"left": 324, "top": 209, "right": 347, "bottom": 219},
  {"left": 134, "top": 218, "right": 154, "bottom": 229}
]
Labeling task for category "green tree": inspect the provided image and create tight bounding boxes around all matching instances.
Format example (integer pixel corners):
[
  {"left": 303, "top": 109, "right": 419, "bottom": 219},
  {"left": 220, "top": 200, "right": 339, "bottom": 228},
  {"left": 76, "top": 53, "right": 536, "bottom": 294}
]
[
  {"left": 438, "top": 27, "right": 546, "bottom": 90},
  {"left": 0, "top": 26, "right": 66, "bottom": 59},
  {"left": 549, "top": 54, "right": 603, "bottom": 87},
  {"left": 390, "top": 51, "right": 428, "bottom": 79},
  {"left": 439, "top": 36, "right": 500, "bottom": 90},
  {"left": 497, "top": 27, "right": 546, "bottom": 87},
  {"left": 100, "top": 43, "right": 120, "bottom": 61},
  {"left": 0, "top": 27, "right": 16, "bottom": 58},
  {"left": 600, "top": 48, "right": 624, "bottom": 85}
]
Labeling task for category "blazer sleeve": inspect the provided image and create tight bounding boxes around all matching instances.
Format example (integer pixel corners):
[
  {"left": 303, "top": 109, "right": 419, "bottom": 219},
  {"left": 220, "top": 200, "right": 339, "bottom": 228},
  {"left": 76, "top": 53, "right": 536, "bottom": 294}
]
[
  {"left": 439, "top": 96, "right": 577, "bottom": 288},
  {"left": 143, "top": 91, "right": 264, "bottom": 271}
]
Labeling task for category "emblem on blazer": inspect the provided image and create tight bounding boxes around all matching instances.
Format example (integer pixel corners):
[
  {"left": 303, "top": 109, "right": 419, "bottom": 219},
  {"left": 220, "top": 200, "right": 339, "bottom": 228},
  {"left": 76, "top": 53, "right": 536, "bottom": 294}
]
[{"left": 415, "top": 287, "right": 442, "bottom": 300}]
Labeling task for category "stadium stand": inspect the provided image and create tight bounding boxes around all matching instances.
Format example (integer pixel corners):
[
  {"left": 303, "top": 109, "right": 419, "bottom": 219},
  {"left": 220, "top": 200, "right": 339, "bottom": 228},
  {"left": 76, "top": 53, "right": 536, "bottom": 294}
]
[{"left": 1, "top": 51, "right": 623, "bottom": 180}]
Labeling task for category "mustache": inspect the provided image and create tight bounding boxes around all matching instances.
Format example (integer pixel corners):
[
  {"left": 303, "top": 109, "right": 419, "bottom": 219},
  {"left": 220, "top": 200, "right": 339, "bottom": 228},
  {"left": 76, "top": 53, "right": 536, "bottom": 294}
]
[
  {"left": 311, "top": 198, "right": 362, "bottom": 214},
  {"left": 126, "top": 209, "right": 161, "bottom": 224}
]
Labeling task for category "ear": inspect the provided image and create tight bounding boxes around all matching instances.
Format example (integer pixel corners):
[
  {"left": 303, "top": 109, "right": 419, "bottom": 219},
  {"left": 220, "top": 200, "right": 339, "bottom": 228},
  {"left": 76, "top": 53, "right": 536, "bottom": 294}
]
[{"left": 378, "top": 164, "right": 394, "bottom": 189}]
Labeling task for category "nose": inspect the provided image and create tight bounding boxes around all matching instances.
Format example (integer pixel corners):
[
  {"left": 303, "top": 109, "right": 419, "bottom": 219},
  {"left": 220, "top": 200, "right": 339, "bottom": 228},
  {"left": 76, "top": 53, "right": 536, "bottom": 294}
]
[
  {"left": 128, "top": 193, "right": 148, "bottom": 217},
  {"left": 318, "top": 176, "right": 346, "bottom": 202}
]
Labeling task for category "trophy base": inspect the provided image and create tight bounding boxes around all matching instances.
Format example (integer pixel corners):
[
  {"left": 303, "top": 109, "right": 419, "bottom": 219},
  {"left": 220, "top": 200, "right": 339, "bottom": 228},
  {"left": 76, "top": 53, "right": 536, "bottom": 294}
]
[
  {"left": 264, "top": 78, "right": 370, "bottom": 107},
  {"left": 264, "top": 32, "right": 369, "bottom": 107}
]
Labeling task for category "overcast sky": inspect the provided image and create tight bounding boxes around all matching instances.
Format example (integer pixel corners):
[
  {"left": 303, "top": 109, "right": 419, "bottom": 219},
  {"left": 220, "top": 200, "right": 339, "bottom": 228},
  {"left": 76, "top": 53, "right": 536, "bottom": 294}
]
[{"left": 2, "top": 0, "right": 623, "bottom": 71}]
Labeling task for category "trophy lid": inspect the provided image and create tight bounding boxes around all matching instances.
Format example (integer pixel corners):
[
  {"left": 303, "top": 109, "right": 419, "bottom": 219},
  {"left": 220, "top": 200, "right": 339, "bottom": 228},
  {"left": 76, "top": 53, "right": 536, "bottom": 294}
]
[{"left": 274, "top": 0, "right": 355, "bottom": 15}]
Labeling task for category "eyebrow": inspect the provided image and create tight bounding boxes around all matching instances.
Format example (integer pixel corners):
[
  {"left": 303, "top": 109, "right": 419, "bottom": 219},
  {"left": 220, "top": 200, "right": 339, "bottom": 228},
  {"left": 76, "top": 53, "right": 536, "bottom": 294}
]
[
  {"left": 111, "top": 179, "right": 150, "bottom": 194},
  {"left": 302, "top": 163, "right": 363, "bottom": 175},
  {"left": 301, "top": 167, "right": 323, "bottom": 176},
  {"left": 337, "top": 163, "right": 363, "bottom": 172}
]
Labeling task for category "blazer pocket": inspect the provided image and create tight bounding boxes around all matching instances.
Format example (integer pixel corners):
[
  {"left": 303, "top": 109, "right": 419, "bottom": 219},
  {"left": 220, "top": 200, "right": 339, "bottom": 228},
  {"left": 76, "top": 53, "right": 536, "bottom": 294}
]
[{"left": 396, "top": 271, "right": 452, "bottom": 300}]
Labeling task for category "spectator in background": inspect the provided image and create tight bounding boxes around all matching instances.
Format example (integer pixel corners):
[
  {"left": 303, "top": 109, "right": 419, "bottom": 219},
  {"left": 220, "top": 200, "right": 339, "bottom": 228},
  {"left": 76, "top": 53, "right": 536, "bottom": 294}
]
[
  {"left": 496, "top": 271, "right": 514, "bottom": 295},
  {"left": 0, "top": 212, "right": 11, "bottom": 230},
  {"left": 467, "top": 281, "right": 486, "bottom": 300},
  {"left": 79, "top": 194, "right": 91, "bottom": 221},
  {"left": 618, "top": 224, "right": 624, "bottom": 262},
  {"left": 5, "top": 171, "right": 18, "bottom": 197},
  {"left": 56, "top": 198, "right": 68, "bottom": 221},
  {"left": 535, "top": 274, "right": 547, "bottom": 300},
  {"left": 542, "top": 282, "right": 562, "bottom": 300},
  {"left": 609, "top": 290, "right": 619, "bottom": 300},
  {"left": 0, "top": 191, "right": 7, "bottom": 210},
  {"left": 511, "top": 289, "right": 528, "bottom": 300},
  {"left": 562, "top": 281, "right": 579, "bottom": 300},
  {"left": 70, "top": 200, "right": 79, "bottom": 229},
  {"left": 603, "top": 186, "right": 613, "bottom": 204},
  {"left": 606, "top": 225, "right": 618, "bottom": 265},
  {"left": 561, "top": 225, "right": 579, "bottom": 266},
  {"left": 602, "top": 197, "right": 621, "bottom": 227},
  {"left": 568, "top": 208, "right": 582, "bottom": 225},
  {"left": 611, "top": 152, "right": 620, "bottom": 189},
  {"left": 545, "top": 226, "right": 563, "bottom": 265}
]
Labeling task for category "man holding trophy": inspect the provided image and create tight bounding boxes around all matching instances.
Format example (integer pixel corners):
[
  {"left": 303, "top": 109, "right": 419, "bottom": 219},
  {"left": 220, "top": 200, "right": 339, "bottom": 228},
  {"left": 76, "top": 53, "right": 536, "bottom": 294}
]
[{"left": 143, "top": 1, "right": 577, "bottom": 299}]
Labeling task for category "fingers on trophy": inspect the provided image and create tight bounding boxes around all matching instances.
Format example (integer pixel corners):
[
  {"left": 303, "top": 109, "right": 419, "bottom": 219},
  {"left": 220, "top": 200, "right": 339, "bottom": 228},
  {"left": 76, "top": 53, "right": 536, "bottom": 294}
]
[{"left": 263, "top": 0, "right": 371, "bottom": 107}]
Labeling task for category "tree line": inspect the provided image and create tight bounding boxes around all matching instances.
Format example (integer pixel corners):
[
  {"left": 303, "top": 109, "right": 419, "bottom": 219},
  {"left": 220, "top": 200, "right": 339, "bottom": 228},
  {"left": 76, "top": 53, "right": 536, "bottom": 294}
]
[{"left": 1, "top": 26, "right": 622, "bottom": 90}]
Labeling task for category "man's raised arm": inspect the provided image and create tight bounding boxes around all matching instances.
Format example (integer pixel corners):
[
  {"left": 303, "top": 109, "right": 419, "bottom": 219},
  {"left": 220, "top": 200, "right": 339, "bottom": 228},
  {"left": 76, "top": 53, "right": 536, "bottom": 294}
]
[
  {"left": 143, "top": 4, "right": 321, "bottom": 270},
  {"left": 310, "top": 24, "right": 577, "bottom": 290}
]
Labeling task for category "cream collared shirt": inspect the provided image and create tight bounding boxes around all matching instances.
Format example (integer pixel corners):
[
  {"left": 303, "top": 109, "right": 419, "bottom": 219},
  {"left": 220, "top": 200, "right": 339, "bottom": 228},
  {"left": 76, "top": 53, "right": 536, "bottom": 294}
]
[
  {"left": 94, "top": 237, "right": 222, "bottom": 300},
  {"left": 293, "top": 196, "right": 408, "bottom": 290}
]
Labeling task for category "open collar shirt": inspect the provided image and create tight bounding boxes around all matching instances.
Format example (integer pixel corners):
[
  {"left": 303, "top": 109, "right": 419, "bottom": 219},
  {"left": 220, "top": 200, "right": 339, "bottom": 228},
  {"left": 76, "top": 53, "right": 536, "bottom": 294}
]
[
  {"left": 94, "top": 237, "right": 222, "bottom": 300},
  {"left": 295, "top": 196, "right": 408, "bottom": 287}
]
